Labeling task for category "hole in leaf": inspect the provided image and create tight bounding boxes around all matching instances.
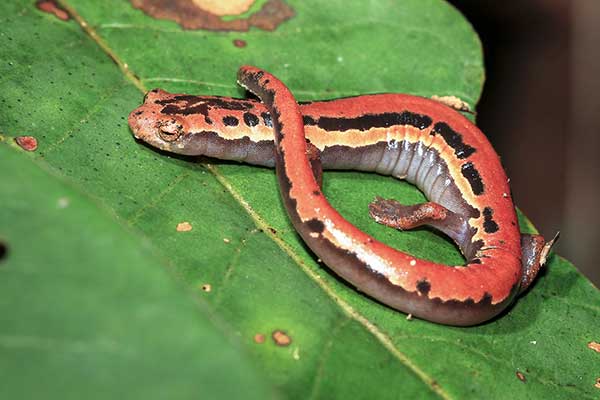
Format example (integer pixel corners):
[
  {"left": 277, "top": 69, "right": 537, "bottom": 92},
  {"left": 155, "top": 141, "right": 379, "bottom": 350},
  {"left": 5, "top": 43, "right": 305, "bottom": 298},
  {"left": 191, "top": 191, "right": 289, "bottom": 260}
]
[{"left": 0, "top": 241, "right": 8, "bottom": 263}]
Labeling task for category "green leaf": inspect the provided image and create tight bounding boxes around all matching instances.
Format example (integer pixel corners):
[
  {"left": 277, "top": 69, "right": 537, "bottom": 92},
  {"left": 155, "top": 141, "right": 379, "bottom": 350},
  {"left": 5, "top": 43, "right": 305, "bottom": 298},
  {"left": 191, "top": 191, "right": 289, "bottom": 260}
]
[
  {"left": 0, "top": 144, "right": 272, "bottom": 399},
  {"left": 1, "top": 1, "right": 599, "bottom": 399}
]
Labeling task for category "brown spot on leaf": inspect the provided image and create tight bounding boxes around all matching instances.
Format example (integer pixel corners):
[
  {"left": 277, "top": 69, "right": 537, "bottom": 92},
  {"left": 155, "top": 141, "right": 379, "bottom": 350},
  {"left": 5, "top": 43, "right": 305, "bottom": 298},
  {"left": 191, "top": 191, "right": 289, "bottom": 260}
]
[
  {"left": 130, "top": 0, "right": 294, "bottom": 31},
  {"left": 268, "top": 227, "right": 277, "bottom": 235},
  {"left": 588, "top": 341, "right": 600, "bottom": 353},
  {"left": 272, "top": 329, "right": 291, "bottom": 346},
  {"left": 516, "top": 371, "right": 526, "bottom": 383},
  {"left": 36, "top": 0, "right": 70, "bottom": 21},
  {"left": 253, "top": 333, "right": 265, "bottom": 344},
  {"left": 176, "top": 221, "right": 193, "bottom": 232},
  {"left": 233, "top": 39, "right": 247, "bottom": 48},
  {"left": 201, "top": 283, "right": 211, "bottom": 292},
  {"left": 15, "top": 136, "right": 38, "bottom": 151},
  {"left": 194, "top": 0, "right": 254, "bottom": 16}
]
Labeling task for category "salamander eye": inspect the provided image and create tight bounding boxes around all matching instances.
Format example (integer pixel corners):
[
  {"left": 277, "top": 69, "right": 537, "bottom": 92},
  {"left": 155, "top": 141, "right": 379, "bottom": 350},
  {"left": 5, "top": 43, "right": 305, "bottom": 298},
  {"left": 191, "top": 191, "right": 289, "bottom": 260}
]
[{"left": 157, "top": 121, "right": 183, "bottom": 142}]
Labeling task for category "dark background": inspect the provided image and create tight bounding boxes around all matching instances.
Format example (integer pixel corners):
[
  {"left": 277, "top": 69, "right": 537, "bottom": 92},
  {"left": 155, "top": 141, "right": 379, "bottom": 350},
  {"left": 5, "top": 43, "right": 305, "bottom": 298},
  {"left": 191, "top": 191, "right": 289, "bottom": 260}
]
[{"left": 447, "top": 1, "right": 600, "bottom": 286}]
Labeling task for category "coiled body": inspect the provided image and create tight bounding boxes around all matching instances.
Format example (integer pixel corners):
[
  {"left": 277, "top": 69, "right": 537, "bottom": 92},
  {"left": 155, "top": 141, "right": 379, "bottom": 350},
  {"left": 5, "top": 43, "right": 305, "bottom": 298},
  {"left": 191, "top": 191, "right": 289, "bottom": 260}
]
[{"left": 128, "top": 67, "right": 555, "bottom": 325}]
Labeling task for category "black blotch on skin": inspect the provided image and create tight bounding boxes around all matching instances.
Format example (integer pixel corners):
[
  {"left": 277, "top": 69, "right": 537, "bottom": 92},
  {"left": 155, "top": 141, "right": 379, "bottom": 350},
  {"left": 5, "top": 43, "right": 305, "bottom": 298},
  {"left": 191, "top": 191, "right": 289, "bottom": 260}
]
[
  {"left": 471, "top": 258, "right": 482, "bottom": 264},
  {"left": 483, "top": 207, "right": 499, "bottom": 233},
  {"left": 458, "top": 292, "right": 494, "bottom": 306},
  {"left": 157, "top": 94, "right": 198, "bottom": 104},
  {"left": 303, "top": 111, "right": 432, "bottom": 132},
  {"left": 243, "top": 112, "right": 259, "bottom": 127},
  {"left": 312, "top": 190, "right": 321, "bottom": 196},
  {"left": 416, "top": 279, "right": 431, "bottom": 295},
  {"left": 206, "top": 97, "right": 254, "bottom": 111},
  {"left": 461, "top": 162, "right": 484, "bottom": 195},
  {"left": 303, "top": 115, "right": 316, "bottom": 125},
  {"left": 431, "top": 122, "right": 476, "bottom": 159},
  {"left": 469, "top": 239, "right": 485, "bottom": 261},
  {"left": 158, "top": 96, "right": 254, "bottom": 123},
  {"left": 134, "top": 110, "right": 143, "bottom": 116},
  {"left": 472, "top": 239, "right": 484, "bottom": 250},
  {"left": 252, "top": 70, "right": 264, "bottom": 80},
  {"left": 270, "top": 107, "right": 283, "bottom": 139},
  {"left": 481, "top": 292, "right": 493, "bottom": 304},
  {"left": 223, "top": 116, "right": 239, "bottom": 126},
  {"left": 161, "top": 103, "right": 208, "bottom": 116},
  {"left": 261, "top": 112, "right": 273, "bottom": 128},
  {"left": 306, "top": 219, "right": 325, "bottom": 234}
]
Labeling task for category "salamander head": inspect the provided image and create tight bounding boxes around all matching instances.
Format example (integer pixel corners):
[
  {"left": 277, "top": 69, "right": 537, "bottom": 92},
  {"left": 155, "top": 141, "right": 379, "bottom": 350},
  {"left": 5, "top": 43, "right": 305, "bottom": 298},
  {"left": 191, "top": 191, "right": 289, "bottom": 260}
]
[
  {"left": 128, "top": 88, "right": 215, "bottom": 154},
  {"left": 128, "top": 89, "right": 187, "bottom": 152},
  {"left": 130, "top": 88, "right": 267, "bottom": 155}
]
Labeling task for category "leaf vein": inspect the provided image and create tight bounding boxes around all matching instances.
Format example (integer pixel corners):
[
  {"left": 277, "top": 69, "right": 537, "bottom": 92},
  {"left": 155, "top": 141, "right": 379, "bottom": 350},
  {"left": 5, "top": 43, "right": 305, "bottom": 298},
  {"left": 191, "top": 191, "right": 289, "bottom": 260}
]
[
  {"left": 206, "top": 164, "right": 450, "bottom": 399},
  {"left": 42, "top": 83, "right": 123, "bottom": 155},
  {"left": 213, "top": 230, "right": 250, "bottom": 306},
  {"left": 307, "top": 316, "right": 351, "bottom": 400},
  {"left": 127, "top": 169, "right": 192, "bottom": 225}
]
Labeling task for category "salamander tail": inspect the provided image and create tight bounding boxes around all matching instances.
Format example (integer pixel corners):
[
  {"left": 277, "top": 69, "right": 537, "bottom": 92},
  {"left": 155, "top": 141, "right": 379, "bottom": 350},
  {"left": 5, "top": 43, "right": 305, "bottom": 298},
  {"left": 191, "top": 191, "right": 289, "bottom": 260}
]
[{"left": 519, "top": 232, "right": 559, "bottom": 294}]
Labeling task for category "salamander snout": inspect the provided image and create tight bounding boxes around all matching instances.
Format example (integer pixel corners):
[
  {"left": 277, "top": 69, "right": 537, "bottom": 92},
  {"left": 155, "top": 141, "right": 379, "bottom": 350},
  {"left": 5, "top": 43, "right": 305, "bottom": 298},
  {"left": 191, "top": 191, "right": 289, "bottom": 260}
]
[
  {"left": 127, "top": 107, "right": 146, "bottom": 140},
  {"left": 128, "top": 104, "right": 185, "bottom": 152}
]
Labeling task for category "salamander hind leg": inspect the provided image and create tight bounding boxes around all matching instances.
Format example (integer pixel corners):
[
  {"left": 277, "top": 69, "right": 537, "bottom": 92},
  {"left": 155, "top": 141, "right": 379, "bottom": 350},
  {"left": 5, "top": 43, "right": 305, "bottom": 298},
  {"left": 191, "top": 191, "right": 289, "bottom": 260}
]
[
  {"left": 369, "top": 198, "right": 450, "bottom": 230},
  {"left": 519, "top": 232, "right": 559, "bottom": 294},
  {"left": 368, "top": 197, "right": 472, "bottom": 249}
]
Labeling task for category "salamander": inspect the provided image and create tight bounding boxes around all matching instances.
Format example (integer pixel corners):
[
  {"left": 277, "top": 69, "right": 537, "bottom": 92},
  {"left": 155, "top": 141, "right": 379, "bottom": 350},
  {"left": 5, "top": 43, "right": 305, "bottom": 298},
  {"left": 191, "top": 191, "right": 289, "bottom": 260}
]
[{"left": 128, "top": 66, "right": 556, "bottom": 326}]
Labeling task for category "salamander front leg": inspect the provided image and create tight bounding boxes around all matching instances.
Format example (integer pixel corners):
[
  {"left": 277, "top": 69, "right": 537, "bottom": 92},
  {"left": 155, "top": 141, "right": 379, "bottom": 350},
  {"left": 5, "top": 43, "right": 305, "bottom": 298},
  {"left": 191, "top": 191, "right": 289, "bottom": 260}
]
[{"left": 368, "top": 196, "right": 472, "bottom": 252}]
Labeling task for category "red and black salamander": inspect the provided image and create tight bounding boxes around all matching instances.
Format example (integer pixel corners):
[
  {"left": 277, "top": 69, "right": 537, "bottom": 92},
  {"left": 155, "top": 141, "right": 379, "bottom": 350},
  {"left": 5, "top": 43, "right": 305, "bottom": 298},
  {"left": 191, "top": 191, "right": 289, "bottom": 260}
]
[{"left": 128, "top": 66, "right": 556, "bottom": 326}]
